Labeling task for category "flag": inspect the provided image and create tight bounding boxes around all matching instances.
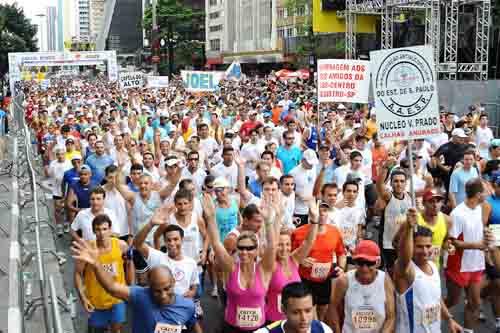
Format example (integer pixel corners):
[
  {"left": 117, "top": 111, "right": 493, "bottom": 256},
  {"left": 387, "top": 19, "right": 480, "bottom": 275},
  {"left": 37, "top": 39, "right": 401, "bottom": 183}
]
[{"left": 225, "top": 61, "right": 242, "bottom": 81}]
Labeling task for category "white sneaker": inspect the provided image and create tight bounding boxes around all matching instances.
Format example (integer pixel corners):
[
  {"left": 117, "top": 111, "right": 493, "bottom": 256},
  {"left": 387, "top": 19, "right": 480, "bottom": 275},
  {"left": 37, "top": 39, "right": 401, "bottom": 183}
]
[{"left": 210, "top": 287, "right": 218, "bottom": 297}]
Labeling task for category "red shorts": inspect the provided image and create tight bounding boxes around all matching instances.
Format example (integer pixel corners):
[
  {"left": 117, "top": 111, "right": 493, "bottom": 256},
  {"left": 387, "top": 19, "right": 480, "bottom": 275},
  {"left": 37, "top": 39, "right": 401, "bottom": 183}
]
[{"left": 445, "top": 269, "right": 483, "bottom": 288}]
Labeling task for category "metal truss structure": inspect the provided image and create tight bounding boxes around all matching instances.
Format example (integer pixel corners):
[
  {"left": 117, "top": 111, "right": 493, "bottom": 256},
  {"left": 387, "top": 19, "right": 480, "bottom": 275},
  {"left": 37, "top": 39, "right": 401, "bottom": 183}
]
[{"left": 343, "top": 0, "right": 491, "bottom": 80}]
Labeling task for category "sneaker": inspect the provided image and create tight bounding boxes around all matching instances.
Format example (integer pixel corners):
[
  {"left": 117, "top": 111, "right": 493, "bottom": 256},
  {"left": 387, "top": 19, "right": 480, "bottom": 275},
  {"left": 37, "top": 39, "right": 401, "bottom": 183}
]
[
  {"left": 479, "top": 309, "right": 486, "bottom": 321},
  {"left": 63, "top": 223, "right": 70, "bottom": 233},
  {"left": 56, "top": 225, "right": 63, "bottom": 237},
  {"left": 210, "top": 287, "right": 219, "bottom": 297}
]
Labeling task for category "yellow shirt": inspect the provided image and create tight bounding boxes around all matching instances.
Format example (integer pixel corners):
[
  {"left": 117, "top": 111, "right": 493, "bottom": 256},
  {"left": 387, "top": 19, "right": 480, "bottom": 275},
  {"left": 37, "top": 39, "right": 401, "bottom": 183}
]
[
  {"left": 417, "top": 212, "right": 448, "bottom": 268},
  {"left": 84, "top": 238, "right": 125, "bottom": 309},
  {"left": 64, "top": 150, "right": 82, "bottom": 162}
]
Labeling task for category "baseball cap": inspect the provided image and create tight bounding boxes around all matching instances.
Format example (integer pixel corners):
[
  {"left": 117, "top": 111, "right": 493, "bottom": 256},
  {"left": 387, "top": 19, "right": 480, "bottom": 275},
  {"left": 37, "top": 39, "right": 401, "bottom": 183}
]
[
  {"left": 451, "top": 128, "right": 467, "bottom": 138},
  {"left": 337, "top": 103, "right": 346, "bottom": 110},
  {"left": 352, "top": 240, "right": 380, "bottom": 262},
  {"left": 65, "top": 138, "right": 75, "bottom": 144},
  {"left": 302, "top": 149, "right": 319, "bottom": 166},
  {"left": 319, "top": 200, "right": 330, "bottom": 208},
  {"left": 346, "top": 172, "right": 363, "bottom": 183},
  {"left": 80, "top": 164, "right": 92, "bottom": 173},
  {"left": 71, "top": 155, "right": 82, "bottom": 161},
  {"left": 165, "top": 157, "right": 181, "bottom": 167},
  {"left": 422, "top": 188, "right": 445, "bottom": 202},
  {"left": 490, "top": 139, "right": 500, "bottom": 148},
  {"left": 213, "top": 177, "right": 230, "bottom": 188}
]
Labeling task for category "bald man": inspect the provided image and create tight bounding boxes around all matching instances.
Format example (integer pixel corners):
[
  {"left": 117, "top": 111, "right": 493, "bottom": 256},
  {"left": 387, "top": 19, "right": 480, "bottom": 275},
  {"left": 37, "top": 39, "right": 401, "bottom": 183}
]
[{"left": 72, "top": 238, "right": 196, "bottom": 333}]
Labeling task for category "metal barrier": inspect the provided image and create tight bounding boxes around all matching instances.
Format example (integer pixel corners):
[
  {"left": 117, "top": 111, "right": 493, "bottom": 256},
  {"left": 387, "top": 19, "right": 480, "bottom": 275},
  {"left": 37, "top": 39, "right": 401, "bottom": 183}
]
[{"left": 49, "top": 275, "right": 63, "bottom": 333}]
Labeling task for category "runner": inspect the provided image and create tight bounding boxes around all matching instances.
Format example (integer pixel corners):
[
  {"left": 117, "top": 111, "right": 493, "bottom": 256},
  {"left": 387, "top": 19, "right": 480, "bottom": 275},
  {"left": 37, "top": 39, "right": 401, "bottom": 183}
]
[
  {"left": 394, "top": 208, "right": 462, "bottom": 333},
  {"left": 327, "top": 240, "right": 396, "bottom": 332}
]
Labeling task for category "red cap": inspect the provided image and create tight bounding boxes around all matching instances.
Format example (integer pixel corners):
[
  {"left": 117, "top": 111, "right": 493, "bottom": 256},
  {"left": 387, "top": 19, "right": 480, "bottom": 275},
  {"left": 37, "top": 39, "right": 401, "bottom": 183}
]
[
  {"left": 352, "top": 240, "right": 380, "bottom": 261},
  {"left": 422, "top": 189, "right": 445, "bottom": 202}
]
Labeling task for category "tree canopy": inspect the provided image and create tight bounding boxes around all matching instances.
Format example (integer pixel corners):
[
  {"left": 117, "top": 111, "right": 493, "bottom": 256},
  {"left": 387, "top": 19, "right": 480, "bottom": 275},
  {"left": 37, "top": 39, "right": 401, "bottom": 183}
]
[{"left": 0, "top": 3, "right": 38, "bottom": 80}]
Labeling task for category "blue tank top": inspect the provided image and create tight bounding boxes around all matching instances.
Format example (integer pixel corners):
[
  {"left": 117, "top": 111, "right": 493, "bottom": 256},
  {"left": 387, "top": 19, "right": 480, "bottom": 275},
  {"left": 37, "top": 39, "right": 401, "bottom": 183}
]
[
  {"left": 306, "top": 126, "right": 319, "bottom": 150},
  {"left": 215, "top": 199, "right": 239, "bottom": 240},
  {"left": 261, "top": 320, "right": 326, "bottom": 333},
  {"left": 487, "top": 195, "right": 500, "bottom": 225},
  {"left": 70, "top": 181, "right": 95, "bottom": 208}
]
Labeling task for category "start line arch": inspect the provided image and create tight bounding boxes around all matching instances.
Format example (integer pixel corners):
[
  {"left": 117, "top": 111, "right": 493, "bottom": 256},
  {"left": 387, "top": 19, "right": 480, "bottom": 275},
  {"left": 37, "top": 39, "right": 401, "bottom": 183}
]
[{"left": 7, "top": 50, "right": 118, "bottom": 94}]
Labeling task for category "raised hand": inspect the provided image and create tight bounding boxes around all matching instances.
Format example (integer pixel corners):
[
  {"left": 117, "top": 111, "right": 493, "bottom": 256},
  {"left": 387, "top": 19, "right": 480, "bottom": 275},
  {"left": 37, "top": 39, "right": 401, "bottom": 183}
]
[
  {"left": 201, "top": 193, "right": 216, "bottom": 220},
  {"left": 151, "top": 203, "right": 175, "bottom": 225},
  {"left": 71, "top": 238, "right": 99, "bottom": 266},
  {"left": 233, "top": 150, "right": 245, "bottom": 167},
  {"left": 308, "top": 199, "right": 320, "bottom": 223},
  {"left": 406, "top": 208, "right": 417, "bottom": 228}
]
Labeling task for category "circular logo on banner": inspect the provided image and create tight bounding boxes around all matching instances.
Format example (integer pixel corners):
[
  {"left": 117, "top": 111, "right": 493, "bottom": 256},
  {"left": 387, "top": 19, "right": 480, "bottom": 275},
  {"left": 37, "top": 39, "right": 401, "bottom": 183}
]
[{"left": 374, "top": 49, "right": 435, "bottom": 118}]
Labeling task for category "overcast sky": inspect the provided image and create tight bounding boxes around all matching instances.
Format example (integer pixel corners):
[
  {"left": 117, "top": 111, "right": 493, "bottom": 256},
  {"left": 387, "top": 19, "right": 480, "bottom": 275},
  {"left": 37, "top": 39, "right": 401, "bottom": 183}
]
[{"left": 0, "top": 0, "right": 56, "bottom": 22}]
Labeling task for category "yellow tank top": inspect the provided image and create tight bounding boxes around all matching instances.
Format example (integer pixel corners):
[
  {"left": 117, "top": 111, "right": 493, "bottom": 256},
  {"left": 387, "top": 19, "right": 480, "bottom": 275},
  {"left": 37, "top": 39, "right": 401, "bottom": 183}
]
[
  {"left": 84, "top": 238, "right": 125, "bottom": 309},
  {"left": 417, "top": 212, "right": 448, "bottom": 268}
]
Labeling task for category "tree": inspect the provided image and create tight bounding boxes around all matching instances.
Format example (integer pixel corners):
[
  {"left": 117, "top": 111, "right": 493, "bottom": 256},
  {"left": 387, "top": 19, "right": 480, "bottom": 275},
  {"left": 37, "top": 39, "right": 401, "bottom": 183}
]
[
  {"left": 0, "top": 4, "right": 38, "bottom": 89},
  {"left": 143, "top": 0, "right": 205, "bottom": 77}
]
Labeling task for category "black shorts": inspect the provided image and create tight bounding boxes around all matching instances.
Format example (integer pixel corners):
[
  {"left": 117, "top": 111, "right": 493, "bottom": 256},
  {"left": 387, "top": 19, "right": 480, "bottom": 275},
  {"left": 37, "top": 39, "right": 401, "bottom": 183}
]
[
  {"left": 302, "top": 278, "right": 332, "bottom": 305},
  {"left": 382, "top": 249, "right": 397, "bottom": 272},
  {"left": 222, "top": 322, "right": 263, "bottom": 333},
  {"left": 486, "top": 262, "right": 500, "bottom": 280}
]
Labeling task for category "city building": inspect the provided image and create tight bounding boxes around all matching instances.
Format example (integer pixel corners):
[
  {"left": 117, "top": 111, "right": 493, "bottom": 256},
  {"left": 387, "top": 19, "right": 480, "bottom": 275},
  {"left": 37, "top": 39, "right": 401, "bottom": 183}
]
[
  {"left": 90, "top": 0, "right": 106, "bottom": 40},
  {"left": 46, "top": 6, "right": 57, "bottom": 51},
  {"left": 61, "top": 0, "right": 77, "bottom": 50},
  {"left": 205, "top": 0, "right": 280, "bottom": 68},
  {"left": 77, "top": 0, "right": 91, "bottom": 38}
]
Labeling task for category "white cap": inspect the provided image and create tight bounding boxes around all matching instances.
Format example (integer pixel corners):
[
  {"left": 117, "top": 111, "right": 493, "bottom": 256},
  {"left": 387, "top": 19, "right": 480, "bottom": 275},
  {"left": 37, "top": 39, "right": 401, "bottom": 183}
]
[
  {"left": 165, "top": 157, "right": 181, "bottom": 167},
  {"left": 302, "top": 149, "right": 319, "bottom": 166},
  {"left": 337, "top": 103, "right": 346, "bottom": 110},
  {"left": 451, "top": 128, "right": 468, "bottom": 138},
  {"left": 213, "top": 177, "right": 230, "bottom": 188}
]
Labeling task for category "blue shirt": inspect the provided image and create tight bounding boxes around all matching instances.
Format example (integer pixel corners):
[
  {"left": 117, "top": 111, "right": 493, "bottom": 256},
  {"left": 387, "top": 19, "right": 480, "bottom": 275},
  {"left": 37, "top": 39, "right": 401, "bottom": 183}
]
[
  {"left": 129, "top": 287, "right": 196, "bottom": 333},
  {"left": 276, "top": 145, "right": 302, "bottom": 175},
  {"left": 143, "top": 126, "right": 168, "bottom": 144},
  {"left": 449, "top": 167, "right": 479, "bottom": 205},
  {"left": 248, "top": 179, "right": 263, "bottom": 198},
  {"left": 62, "top": 168, "right": 80, "bottom": 195},
  {"left": 85, "top": 154, "right": 114, "bottom": 184},
  {"left": 487, "top": 195, "right": 500, "bottom": 225}
]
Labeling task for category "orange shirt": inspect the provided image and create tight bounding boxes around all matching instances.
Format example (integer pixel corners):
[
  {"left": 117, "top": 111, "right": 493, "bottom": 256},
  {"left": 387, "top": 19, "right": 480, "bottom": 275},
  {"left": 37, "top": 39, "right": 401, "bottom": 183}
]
[
  {"left": 371, "top": 146, "right": 388, "bottom": 182},
  {"left": 291, "top": 224, "right": 345, "bottom": 282}
]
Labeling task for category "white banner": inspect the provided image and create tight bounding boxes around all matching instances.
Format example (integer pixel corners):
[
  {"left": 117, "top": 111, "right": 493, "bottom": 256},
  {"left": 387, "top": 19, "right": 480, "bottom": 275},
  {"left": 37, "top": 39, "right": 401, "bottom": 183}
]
[
  {"left": 181, "top": 70, "right": 224, "bottom": 92},
  {"left": 370, "top": 45, "right": 440, "bottom": 141},
  {"left": 317, "top": 59, "right": 370, "bottom": 103},
  {"left": 119, "top": 72, "right": 145, "bottom": 89},
  {"left": 146, "top": 76, "right": 169, "bottom": 88}
]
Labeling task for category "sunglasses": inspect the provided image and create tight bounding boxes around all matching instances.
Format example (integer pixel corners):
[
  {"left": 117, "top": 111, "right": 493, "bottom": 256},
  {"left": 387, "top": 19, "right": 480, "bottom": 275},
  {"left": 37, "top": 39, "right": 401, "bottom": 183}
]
[
  {"left": 188, "top": 158, "right": 199, "bottom": 161},
  {"left": 354, "top": 259, "right": 377, "bottom": 267},
  {"left": 237, "top": 245, "right": 257, "bottom": 252}
]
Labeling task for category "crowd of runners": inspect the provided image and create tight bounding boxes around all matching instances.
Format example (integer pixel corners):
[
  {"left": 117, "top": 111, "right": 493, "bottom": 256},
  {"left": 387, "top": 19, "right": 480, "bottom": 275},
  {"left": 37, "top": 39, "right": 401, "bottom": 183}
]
[{"left": 16, "top": 73, "right": 500, "bottom": 333}]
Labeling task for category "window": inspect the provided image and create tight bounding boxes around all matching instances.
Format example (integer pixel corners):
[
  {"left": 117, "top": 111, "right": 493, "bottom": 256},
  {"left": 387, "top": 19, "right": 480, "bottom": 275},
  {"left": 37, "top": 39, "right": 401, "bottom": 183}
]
[
  {"left": 209, "top": 24, "right": 223, "bottom": 32},
  {"left": 286, "top": 27, "right": 295, "bottom": 37},
  {"left": 278, "top": 8, "right": 285, "bottom": 18},
  {"left": 278, "top": 28, "right": 285, "bottom": 38},
  {"left": 210, "top": 39, "right": 221, "bottom": 51},
  {"left": 209, "top": 12, "right": 220, "bottom": 19},
  {"left": 296, "top": 6, "right": 305, "bottom": 16},
  {"left": 209, "top": 0, "right": 217, "bottom": 6}
]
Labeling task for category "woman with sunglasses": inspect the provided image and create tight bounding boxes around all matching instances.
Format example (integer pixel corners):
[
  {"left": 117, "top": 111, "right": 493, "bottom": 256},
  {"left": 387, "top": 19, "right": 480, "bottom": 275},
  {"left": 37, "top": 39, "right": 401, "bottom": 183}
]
[
  {"left": 265, "top": 201, "right": 319, "bottom": 323},
  {"left": 327, "top": 240, "right": 396, "bottom": 333},
  {"left": 202, "top": 192, "right": 277, "bottom": 333}
]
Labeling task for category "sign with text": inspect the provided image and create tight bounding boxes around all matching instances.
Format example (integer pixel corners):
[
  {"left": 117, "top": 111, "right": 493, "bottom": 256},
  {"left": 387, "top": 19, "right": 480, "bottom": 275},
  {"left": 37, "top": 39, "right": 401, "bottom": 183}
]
[
  {"left": 119, "top": 72, "right": 145, "bottom": 89},
  {"left": 370, "top": 45, "right": 440, "bottom": 141},
  {"left": 181, "top": 70, "right": 224, "bottom": 92},
  {"left": 317, "top": 59, "right": 370, "bottom": 103},
  {"left": 146, "top": 76, "right": 169, "bottom": 88}
]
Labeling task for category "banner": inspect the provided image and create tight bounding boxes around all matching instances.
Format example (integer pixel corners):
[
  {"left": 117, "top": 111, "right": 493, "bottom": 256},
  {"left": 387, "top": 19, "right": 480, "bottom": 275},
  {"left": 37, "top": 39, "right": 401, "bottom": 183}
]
[
  {"left": 370, "top": 45, "right": 440, "bottom": 141},
  {"left": 317, "top": 59, "right": 370, "bottom": 103},
  {"left": 181, "top": 70, "right": 224, "bottom": 92},
  {"left": 146, "top": 76, "right": 169, "bottom": 88},
  {"left": 119, "top": 72, "right": 145, "bottom": 89}
]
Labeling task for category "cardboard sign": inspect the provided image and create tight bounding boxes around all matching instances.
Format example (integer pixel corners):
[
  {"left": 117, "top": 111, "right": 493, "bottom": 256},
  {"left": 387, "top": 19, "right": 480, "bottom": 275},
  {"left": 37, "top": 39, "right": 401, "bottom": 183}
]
[
  {"left": 146, "top": 76, "right": 169, "bottom": 88},
  {"left": 181, "top": 70, "right": 224, "bottom": 92},
  {"left": 119, "top": 71, "right": 145, "bottom": 89},
  {"left": 317, "top": 59, "right": 370, "bottom": 103},
  {"left": 370, "top": 46, "right": 440, "bottom": 141}
]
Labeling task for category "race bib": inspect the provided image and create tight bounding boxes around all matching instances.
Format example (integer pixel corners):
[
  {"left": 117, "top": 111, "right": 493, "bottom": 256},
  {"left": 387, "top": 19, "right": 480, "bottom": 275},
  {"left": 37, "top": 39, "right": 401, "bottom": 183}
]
[
  {"left": 236, "top": 306, "right": 262, "bottom": 328},
  {"left": 154, "top": 323, "right": 182, "bottom": 333},
  {"left": 429, "top": 246, "right": 441, "bottom": 262},
  {"left": 422, "top": 304, "right": 441, "bottom": 325},
  {"left": 102, "top": 263, "right": 117, "bottom": 276},
  {"left": 352, "top": 309, "right": 378, "bottom": 330},
  {"left": 311, "top": 262, "right": 331, "bottom": 280}
]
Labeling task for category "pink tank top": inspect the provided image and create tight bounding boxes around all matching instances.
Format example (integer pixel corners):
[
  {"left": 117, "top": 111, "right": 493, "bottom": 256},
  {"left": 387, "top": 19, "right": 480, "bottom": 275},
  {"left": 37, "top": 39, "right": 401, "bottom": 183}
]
[
  {"left": 225, "top": 262, "right": 267, "bottom": 330},
  {"left": 265, "top": 258, "right": 301, "bottom": 321}
]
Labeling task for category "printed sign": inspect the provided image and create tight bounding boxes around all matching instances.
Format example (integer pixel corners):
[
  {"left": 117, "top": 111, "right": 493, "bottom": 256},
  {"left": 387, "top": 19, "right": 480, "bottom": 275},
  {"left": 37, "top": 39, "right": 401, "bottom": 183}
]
[
  {"left": 119, "top": 72, "right": 145, "bottom": 89},
  {"left": 370, "top": 46, "right": 440, "bottom": 141},
  {"left": 146, "top": 76, "right": 169, "bottom": 88},
  {"left": 181, "top": 70, "right": 224, "bottom": 92},
  {"left": 317, "top": 59, "right": 370, "bottom": 103}
]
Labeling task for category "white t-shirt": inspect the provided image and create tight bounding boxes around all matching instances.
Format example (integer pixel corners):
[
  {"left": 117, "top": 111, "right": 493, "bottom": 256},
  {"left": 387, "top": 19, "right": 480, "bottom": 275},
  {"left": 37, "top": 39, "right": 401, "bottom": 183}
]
[
  {"left": 211, "top": 162, "right": 238, "bottom": 190},
  {"left": 449, "top": 203, "right": 485, "bottom": 272},
  {"left": 199, "top": 137, "right": 219, "bottom": 164},
  {"left": 71, "top": 208, "right": 120, "bottom": 240},
  {"left": 289, "top": 164, "right": 317, "bottom": 215},
  {"left": 47, "top": 160, "right": 72, "bottom": 197},
  {"left": 335, "top": 206, "right": 365, "bottom": 251},
  {"left": 147, "top": 247, "right": 199, "bottom": 295},
  {"left": 181, "top": 167, "right": 207, "bottom": 193},
  {"left": 476, "top": 126, "right": 494, "bottom": 159},
  {"left": 104, "top": 189, "right": 129, "bottom": 236},
  {"left": 282, "top": 192, "right": 296, "bottom": 229},
  {"left": 240, "top": 142, "right": 261, "bottom": 178}
]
